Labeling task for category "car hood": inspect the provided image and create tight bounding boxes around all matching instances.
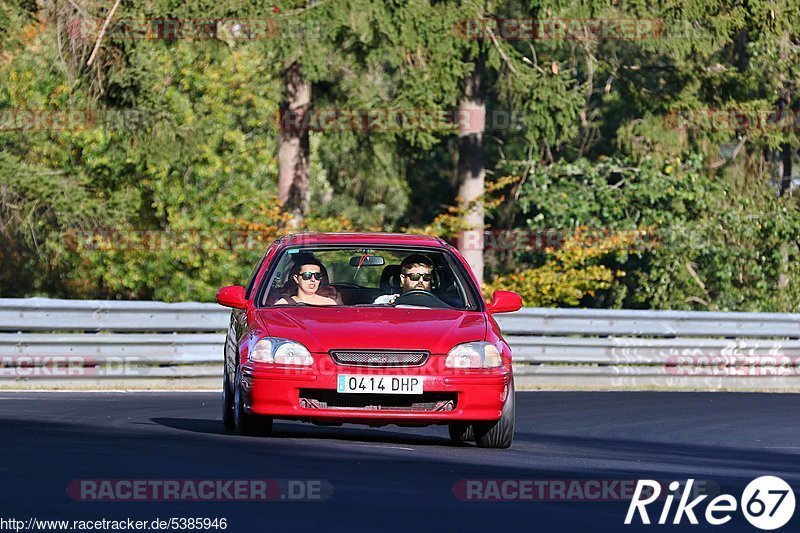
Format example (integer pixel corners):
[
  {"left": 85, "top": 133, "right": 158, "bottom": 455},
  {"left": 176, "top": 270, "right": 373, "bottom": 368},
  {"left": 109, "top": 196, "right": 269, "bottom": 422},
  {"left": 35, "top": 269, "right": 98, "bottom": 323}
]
[{"left": 253, "top": 307, "right": 487, "bottom": 354}]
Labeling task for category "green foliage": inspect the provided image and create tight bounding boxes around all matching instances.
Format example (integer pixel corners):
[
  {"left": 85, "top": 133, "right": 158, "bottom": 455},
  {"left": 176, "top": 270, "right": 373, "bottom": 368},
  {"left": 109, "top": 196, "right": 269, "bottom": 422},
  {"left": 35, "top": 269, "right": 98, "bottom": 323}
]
[
  {"left": 3, "top": 0, "right": 800, "bottom": 310},
  {"left": 513, "top": 155, "right": 800, "bottom": 310},
  {"left": 485, "top": 226, "right": 645, "bottom": 306},
  {"left": 0, "top": 9, "right": 282, "bottom": 301}
]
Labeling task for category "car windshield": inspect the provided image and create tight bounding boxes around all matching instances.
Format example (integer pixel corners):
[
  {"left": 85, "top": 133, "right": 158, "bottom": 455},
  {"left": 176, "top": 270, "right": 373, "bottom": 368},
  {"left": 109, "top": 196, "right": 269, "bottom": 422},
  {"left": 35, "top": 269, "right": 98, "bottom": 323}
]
[{"left": 257, "top": 247, "right": 480, "bottom": 310}]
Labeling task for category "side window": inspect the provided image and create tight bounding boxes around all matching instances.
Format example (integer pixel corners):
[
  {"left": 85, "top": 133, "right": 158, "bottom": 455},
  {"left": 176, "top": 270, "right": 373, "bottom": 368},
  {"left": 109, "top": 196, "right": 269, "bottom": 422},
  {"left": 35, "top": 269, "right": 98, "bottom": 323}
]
[
  {"left": 260, "top": 251, "right": 297, "bottom": 306},
  {"left": 244, "top": 256, "right": 265, "bottom": 299},
  {"left": 245, "top": 243, "right": 279, "bottom": 299},
  {"left": 443, "top": 253, "right": 478, "bottom": 310}
]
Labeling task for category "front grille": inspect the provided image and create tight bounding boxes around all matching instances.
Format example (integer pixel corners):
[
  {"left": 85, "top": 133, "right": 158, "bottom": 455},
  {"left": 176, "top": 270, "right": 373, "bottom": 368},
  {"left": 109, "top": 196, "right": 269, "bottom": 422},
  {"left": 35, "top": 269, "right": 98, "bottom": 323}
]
[
  {"left": 299, "top": 389, "right": 456, "bottom": 412},
  {"left": 329, "top": 350, "right": 429, "bottom": 367}
]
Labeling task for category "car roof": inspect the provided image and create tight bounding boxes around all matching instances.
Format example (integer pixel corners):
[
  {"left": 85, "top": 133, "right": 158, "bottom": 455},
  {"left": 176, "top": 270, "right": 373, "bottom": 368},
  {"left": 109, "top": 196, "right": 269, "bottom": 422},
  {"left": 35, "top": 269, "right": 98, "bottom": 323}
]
[{"left": 277, "top": 232, "right": 449, "bottom": 249}]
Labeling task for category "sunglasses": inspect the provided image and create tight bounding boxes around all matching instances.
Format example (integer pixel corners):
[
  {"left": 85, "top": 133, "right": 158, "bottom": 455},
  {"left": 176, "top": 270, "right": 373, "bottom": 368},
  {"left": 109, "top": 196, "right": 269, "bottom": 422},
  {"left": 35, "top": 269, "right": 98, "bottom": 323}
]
[
  {"left": 298, "top": 271, "right": 324, "bottom": 281},
  {"left": 404, "top": 273, "right": 432, "bottom": 282}
]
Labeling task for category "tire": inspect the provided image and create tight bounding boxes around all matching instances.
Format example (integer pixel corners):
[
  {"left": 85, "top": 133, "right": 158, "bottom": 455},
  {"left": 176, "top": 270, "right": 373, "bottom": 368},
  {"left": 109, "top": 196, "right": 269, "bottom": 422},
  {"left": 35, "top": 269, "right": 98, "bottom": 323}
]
[
  {"left": 234, "top": 369, "right": 273, "bottom": 437},
  {"left": 448, "top": 423, "right": 474, "bottom": 443},
  {"left": 222, "top": 365, "right": 235, "bottom": 431},
  {"left": 473, "top": 378, "right": 515, "bottom": 449}
]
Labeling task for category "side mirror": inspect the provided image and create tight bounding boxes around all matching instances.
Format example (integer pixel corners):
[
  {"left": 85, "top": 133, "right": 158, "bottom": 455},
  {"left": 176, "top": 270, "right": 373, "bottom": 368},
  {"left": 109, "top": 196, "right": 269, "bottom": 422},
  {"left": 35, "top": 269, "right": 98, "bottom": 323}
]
[
  {"left": 486, "top": 290, "right": 522, "bottom": 314},
  {"left": 216, "top": 285, "right": 247, "bottom": 309}
]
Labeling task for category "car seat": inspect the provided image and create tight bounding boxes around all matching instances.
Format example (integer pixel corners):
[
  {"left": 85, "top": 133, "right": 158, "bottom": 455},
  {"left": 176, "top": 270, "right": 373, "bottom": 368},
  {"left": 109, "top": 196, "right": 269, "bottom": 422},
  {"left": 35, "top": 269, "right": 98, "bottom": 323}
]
[
  {"left": 433, "top": 266, "right": 464, "bottom": 307},
  {"left": 379, "top": 265, "right": 401, "bottom": 295}
]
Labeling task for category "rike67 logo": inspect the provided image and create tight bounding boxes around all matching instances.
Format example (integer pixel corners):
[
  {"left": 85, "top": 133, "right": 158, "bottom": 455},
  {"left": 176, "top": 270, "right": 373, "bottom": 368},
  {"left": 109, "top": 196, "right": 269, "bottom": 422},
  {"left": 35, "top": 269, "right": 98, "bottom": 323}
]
[{"left": 626, "top": 477, "right": 795, "bottom": 530}]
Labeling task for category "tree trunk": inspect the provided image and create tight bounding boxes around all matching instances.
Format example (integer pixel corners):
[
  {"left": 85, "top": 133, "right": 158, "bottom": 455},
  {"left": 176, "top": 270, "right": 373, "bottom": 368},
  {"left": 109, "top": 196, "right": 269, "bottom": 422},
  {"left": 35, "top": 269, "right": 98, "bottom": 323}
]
[
  {"left": 778, "top": 143, "right": 793, "bottom": 197},
  {"left": 456, "top": 56, "right": 486, "bottom": 286},
  {"left": 278, "top": 61, "right": 311, "bottom": 227},
  {"left": 778, "top": 242, "right": 790, "bottom": 290},
  {"left": 777, "top": 30, "right": 793, "bottom": 197}
]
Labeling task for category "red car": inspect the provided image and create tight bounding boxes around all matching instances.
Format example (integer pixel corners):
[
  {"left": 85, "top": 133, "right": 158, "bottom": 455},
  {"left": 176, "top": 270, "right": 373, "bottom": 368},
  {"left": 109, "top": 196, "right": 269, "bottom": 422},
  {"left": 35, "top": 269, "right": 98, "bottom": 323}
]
[{"left": 216, "top": 233, "right": 522, "bottom": 448}]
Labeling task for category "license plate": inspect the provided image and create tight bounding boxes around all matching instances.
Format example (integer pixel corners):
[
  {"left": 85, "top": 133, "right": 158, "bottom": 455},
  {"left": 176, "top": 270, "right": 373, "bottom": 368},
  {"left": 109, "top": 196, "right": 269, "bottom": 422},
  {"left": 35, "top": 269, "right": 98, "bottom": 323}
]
[{"left": 337, "top": 375, "right": 423, "bottom": 394}]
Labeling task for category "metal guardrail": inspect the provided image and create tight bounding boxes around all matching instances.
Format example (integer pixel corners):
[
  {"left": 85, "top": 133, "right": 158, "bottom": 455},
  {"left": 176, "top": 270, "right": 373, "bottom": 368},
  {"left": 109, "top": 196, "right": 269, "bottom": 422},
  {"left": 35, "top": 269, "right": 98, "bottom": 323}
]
[
  {"left": 0, "top": 297, "right": 229, "bottom": 332},
  {"left": 0, "top": 298, "right": 227, "bottom": 384},
  {"left": 1, "top": 298, "right": 799, "bottom": 389},
  {"left": 498, "top": 307, "right": 800, "bottom": 338}
]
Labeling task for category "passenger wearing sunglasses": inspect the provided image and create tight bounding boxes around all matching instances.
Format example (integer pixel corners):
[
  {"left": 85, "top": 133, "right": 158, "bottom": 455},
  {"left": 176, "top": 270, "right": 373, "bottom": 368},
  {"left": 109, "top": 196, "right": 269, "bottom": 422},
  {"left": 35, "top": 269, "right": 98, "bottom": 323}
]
[
  {"left": 374, "top": 254, "right": 434, "bottom": 305},
  {"left": 275, "top": 258, "right": 338, "bottom": 306}
]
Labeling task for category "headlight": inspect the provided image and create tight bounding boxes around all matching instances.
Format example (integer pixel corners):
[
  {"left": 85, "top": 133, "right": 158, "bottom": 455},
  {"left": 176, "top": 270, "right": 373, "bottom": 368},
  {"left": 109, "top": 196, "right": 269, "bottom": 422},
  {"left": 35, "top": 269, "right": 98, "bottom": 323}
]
[
  {"left": 249, "top": 338, "right": 313, "bottom": 366},
  {"left": 250, "top": 338, "right": 274, "bottom": 363},
  {"left": 445, "top": 342, "right": 503, "bottom": 368}
]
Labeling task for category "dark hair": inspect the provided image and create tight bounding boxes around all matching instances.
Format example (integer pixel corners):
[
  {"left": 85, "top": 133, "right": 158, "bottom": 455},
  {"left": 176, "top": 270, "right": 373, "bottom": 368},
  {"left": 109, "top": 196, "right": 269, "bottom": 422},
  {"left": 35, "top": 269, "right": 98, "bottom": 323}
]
[
  {"left": 400, "top": 254, "right": 433, "bottom": 273},
  {"left": 289, "top": 255, "right": 327, "bottom": 279},
  {"left": 282, "top": 255, "right": 330, "bottom": 297}
]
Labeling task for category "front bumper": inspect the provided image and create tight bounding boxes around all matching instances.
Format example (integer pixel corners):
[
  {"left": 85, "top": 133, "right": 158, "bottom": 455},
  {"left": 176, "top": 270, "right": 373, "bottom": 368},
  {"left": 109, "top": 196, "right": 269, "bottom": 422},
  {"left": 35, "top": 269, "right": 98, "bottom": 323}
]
[{"left": 240, "top": 355, "right": 511, "bottom": 425}]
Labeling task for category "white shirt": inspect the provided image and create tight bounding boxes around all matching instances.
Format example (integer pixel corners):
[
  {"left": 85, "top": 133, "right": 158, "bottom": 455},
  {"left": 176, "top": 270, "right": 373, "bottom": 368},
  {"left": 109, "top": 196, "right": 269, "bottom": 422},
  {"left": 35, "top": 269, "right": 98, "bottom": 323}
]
[{"left": 373, "top": 293, "right": 399, "bottom": 304}]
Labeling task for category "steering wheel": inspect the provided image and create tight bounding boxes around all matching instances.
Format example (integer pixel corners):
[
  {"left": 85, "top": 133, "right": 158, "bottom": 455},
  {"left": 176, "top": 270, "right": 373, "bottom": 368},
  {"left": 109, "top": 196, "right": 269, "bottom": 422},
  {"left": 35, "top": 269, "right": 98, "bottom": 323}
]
[{"left": 393, "top": 290, "right": 452, "bottom": 309}]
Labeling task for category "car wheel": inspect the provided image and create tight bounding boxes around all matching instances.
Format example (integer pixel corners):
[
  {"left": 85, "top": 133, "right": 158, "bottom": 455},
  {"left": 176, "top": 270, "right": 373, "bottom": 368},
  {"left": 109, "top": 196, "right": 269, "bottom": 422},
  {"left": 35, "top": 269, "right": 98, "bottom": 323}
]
[
  {"left": 234, "top": 369, "right": 273, "bottom": 437},
  {"left": 222, "top": 364, "right": 234, "bottom": 431},
  {"left": 448, "top": 423, "right": 474, "bottom": 443},
  {"left": 473, "top": 378, "right": 515, "bottom": 449}
]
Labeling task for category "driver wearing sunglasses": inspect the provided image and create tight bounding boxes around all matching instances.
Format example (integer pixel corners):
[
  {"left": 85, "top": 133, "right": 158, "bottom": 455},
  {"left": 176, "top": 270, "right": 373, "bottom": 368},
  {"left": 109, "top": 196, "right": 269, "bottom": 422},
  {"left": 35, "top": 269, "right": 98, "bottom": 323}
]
[
  {"left": 374, "top": 254, "right": 434, "bottom": 305},
  {"left": 274, "top": 257, "right": 338, "bottom": 306}
]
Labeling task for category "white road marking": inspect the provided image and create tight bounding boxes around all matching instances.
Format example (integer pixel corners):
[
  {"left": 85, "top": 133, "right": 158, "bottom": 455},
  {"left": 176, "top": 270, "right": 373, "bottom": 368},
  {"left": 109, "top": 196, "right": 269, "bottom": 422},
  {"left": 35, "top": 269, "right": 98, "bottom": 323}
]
[{"left": 351, "top": 444, "right": 415, "bottom": 451}]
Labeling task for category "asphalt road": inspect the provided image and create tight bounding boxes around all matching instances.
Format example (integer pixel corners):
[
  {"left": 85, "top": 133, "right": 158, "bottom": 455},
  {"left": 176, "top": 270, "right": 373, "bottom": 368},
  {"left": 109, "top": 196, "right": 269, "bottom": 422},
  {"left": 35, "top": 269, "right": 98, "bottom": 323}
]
[{"left": 0, "top": 392, "right": 798, "bottom": 533}]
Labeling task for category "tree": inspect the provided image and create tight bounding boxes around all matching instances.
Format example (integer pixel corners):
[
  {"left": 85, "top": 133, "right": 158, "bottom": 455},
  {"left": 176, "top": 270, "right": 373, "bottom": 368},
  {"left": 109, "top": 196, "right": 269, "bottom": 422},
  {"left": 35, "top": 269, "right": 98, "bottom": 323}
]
[
  {"left": 278, "top": 60, "right": 311, "bottom": 225},
  {"left": 456, "top": 53, "right": 487, "bottom": 283}
]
